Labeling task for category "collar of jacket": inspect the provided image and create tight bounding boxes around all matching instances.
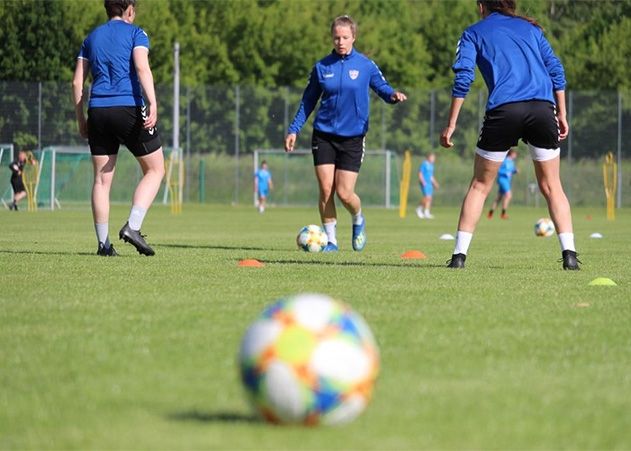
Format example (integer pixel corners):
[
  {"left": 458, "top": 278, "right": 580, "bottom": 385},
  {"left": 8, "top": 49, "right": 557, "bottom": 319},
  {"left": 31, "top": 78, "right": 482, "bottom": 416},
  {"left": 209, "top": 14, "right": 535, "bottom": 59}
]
[{"left": 330, "top": 48, "right": 356, "bottom": 60}]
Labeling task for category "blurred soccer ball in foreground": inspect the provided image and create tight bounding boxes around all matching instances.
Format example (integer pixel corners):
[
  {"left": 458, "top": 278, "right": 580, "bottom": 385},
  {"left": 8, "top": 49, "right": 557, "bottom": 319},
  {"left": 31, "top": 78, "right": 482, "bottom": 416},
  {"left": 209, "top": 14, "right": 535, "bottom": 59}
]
[
  {"left": 238, "top": 293, "right": 380, "bottom": 425},
  {"left": 296, "top": 225, "right": 328, "bottom": 252},
  {"left": 534, "top": 218, "right": 555, "bottom": 237}
]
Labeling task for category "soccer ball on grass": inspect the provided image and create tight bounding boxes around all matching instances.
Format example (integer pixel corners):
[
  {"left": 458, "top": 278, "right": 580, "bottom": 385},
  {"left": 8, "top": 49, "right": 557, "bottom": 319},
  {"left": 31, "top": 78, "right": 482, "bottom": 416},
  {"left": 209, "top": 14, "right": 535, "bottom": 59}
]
[
  {"left": 238, "top": 293, "right": 380, "bottom": 425},
  {"left": 534, "top": 218, "right": 555, "bottom": 237},
  {"left": 296, "top": 225, "right": 328, "bottom": 252}
]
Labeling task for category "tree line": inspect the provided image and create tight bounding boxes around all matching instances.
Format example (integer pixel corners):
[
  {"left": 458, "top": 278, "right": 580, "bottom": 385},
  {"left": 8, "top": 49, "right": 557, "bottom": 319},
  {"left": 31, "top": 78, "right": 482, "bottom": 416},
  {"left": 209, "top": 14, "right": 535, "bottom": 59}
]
[{"left": 0, "top": 0, "right": 629, "bottom": 157}]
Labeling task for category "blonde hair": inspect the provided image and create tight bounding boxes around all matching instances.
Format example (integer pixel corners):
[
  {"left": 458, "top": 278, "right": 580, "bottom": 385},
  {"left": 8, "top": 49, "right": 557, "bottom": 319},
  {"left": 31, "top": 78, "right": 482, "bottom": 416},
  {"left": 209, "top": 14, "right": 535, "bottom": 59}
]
[{"left": 331, "top": 15, "right": 357, "bottom": 37}]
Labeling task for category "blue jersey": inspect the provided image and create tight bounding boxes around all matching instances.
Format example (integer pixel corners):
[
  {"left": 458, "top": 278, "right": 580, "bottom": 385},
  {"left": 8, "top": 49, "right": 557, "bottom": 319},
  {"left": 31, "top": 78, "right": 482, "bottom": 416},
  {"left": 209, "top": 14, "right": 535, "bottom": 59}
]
[
  {"left": 452, "top": 13, "right": 566, "bottom": 111},
  {"left": 498, "top": 158, "right": 517, "bottom": 181},
  {"left": 419, "top": 161, "right": 434, "bottom": 182},
  {"left": 78, "top": 20, "right": 150, "bottom": 108},
  {"left": 288, "top": 49, "right": 396, "bottom": 138},
  {"left": 255, "top": 169, "right": 272, "bottom": 191}
]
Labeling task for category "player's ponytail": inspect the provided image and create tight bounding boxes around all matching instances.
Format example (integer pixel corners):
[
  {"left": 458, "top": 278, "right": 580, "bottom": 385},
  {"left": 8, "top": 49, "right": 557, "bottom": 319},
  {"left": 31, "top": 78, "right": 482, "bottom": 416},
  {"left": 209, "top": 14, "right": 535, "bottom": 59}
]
[{"left": 478, "top": 0, "right": 542, "bottom": 29}]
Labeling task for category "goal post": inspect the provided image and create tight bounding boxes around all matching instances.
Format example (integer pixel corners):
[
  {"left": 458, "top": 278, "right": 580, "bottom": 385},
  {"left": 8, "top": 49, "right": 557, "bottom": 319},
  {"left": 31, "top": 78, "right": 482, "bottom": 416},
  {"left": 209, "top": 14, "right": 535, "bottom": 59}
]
[
  {"left": 0, "top": 143, "right": 15, "bottom": 207},
  {"left": 252, "top": 149, "right": 398, "bottom": 208}
]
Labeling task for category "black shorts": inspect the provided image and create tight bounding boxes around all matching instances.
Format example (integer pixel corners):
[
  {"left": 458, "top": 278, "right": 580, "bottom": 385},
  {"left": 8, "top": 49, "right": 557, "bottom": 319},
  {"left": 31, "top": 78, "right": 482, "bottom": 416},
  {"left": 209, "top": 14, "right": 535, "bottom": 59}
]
[
  {"left": 477, "top": 100, "right": 559, "bottom": 152},
  {"left": 311, "top": 130, "right": 365, "bottom": 173},
  {"left": 11, "top": 178, "right": 25, "bottom": 193},
  {"left": 87, "top": 106, "right": 162, "bottom": 157}
]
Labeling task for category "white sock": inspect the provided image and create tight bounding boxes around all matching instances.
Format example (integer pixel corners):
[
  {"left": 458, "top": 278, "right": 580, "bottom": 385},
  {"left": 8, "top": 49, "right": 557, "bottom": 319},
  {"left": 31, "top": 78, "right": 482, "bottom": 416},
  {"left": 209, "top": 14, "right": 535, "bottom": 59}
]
[
  {"left": 558, "top": 232, "right": 576, "bottom": 252},
  {"left": 323, "top": 221, "right": 337, "bottom": 245},
  {"left": 352, "top": 210, "right": 364, "bottom": 225},
  {"left": 424, "top": 209, "right": 431, "bottom": 216},
  {"left": 128, "top": 205, "right": 147, "bottom": 231},
  {"left": 453, "top": 231, "right": 473, "bottom": 255},
  {"left": 94, "top": 223, "right": 110, "bottom": 248}
]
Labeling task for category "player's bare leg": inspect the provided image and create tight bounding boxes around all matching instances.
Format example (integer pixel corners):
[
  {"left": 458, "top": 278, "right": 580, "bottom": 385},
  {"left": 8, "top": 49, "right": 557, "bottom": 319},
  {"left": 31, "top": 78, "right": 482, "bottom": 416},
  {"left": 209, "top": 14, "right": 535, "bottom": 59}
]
[
  {"left": 335, "top": 169, "right": 366, "bottom": 251},
  {"left": 133, "top": 149, "right": 165, "bottom": 209},
  {"left": 533, "top": 156, "right": 578, "bottom": 269},
  {"left": 119, "top": 149, "right": 165, "bottom": 256},
  {"left": 91, "top": 155, "right": 117, "bottom": 255},
  {"left": 448, "top": 154, "right": 501, "bottom": 268},
  {"left": 315, "top": 164, "right": 338, "bottom": 250},
  {"left": 457, "top": 155, "right": 501, "bottom": 232}
]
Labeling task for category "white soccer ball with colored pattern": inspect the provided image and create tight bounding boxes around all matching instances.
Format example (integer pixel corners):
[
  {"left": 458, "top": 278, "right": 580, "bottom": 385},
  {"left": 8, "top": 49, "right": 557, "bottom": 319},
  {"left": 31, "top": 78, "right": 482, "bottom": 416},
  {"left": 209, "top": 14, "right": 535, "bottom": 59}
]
[
  {"left": 238, "top": 293, "right": 380, "bottom": 425},
  {"left": 296, "top": 225, "right": 328, "bottom": 252},
  {"left": 534, "top": 217, "right": 555, "bottom": 237}
]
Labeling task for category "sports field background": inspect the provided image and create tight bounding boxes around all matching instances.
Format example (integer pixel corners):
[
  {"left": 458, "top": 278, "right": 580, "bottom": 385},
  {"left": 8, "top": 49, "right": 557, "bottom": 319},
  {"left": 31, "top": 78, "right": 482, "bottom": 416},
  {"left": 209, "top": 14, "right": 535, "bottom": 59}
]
[{"left": 1, "top": 204, "right": 629, "bottom": 449}]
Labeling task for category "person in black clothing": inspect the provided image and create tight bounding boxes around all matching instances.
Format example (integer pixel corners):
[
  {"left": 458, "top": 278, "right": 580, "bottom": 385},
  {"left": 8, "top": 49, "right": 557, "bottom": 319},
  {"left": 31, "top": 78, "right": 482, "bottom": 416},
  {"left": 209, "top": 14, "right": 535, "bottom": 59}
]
[{"left": 8, "top": 151, "right": 27, "bottom": 211}]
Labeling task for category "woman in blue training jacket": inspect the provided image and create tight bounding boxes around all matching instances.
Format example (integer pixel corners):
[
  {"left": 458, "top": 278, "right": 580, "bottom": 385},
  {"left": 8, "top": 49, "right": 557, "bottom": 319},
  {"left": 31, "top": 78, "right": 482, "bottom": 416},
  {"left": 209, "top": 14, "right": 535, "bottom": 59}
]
[
  {"left": 440, "top": 0, "right": 579, "bottom": 270},
  {"left": 284, "top": 15, "right": 407, "bottom": 252}
]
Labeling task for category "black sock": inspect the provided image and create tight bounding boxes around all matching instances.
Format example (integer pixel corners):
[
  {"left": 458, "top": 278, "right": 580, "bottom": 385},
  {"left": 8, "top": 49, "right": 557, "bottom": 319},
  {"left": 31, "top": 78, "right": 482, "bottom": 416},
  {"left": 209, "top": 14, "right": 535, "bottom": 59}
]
[{"left": 502, "top": 209, "right": 506, "bottom": 215}]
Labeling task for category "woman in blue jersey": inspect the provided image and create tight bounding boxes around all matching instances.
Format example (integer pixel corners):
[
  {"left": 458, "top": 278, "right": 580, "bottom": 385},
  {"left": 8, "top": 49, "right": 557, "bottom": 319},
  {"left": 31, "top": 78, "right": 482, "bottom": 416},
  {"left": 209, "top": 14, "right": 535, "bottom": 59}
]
[
  {"left": 284, "top": 15, "right": 407, "bottom": 252},
  {"left": 440, "top": 0, "right": 579, "bottom": 270},
  {"left": 73, "top": 0, "right": 164, "bottom": 257},
  {"left": 488, "top": 149, "right": 518, "bottom": 219}
]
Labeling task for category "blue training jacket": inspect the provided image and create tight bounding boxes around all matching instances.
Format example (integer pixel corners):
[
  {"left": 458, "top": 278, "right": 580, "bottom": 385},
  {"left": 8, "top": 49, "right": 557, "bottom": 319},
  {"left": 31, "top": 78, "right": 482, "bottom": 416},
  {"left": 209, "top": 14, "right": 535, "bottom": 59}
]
[
  {"left": 452, "top": 12, "right": 566, "bottom": 111},
  {"left": 288, "top": 49, "right": 396, "bottom": 138}
]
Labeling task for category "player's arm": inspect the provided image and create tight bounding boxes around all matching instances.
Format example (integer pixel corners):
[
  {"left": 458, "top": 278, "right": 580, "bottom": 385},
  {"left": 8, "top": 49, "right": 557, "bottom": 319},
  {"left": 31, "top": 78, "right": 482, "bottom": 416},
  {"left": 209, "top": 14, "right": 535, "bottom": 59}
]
[
  {"left": 285, "top": 67, "right": 322, "bottom": 152},
  {"left": 441, "top": 31, "right": 476, "bottom": 148},
  {"left": 554, "top": 90, "right": 569, "bottom": 141},
  {"left": 133, "top": 47, "right": 158, "bottom": 130},
  {"left": 432, "top": 176, "right": 439, "bottom": 189},
  {"left": 418, "top": 169, "right": 425, "bottom": 186},
  {"left": 369, "top": 61, "right": 406, "bottom": 104},
  {"left": 268, "top": 176, "right": 273, "bottom": 191},
  {"left": 72, "top": 58, "right": 90, "bottom": 139}
]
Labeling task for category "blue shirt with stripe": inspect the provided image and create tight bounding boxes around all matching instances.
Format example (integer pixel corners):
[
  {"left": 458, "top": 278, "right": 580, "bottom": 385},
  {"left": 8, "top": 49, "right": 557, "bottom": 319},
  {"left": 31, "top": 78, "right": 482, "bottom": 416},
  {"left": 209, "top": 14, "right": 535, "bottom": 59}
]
[
  {"left": 288, "top": 49, "right": 396, "bottom": 138},
  {"left": 78, "top": 20, "right": 150, "bottom": 108},
  {"left": 452, "top": 12, "right": 566, "bottom": 111}
]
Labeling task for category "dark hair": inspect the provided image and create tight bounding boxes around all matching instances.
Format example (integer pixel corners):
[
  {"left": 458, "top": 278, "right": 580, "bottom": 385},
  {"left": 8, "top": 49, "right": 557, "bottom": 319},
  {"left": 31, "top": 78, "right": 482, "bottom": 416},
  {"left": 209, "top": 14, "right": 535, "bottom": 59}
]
[
  {"left": 331, "top": 15, "right": 357, "bottom": 37},
  {"left": 261, "top": 160, "right": 267, "bottom": 166},
  {"left": 477, "top": 0, "right": 541, "bottom": 29},
  {"left": 104, "top": 0, "right": 136, "bottom": 19}
]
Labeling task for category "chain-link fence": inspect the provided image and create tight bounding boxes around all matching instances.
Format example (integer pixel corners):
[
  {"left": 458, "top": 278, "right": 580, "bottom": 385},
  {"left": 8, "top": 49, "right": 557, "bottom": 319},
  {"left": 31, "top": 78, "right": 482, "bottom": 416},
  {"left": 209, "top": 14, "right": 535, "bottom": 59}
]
[{"left": 1, "top": 81, "right": 629, "bottom": 207}]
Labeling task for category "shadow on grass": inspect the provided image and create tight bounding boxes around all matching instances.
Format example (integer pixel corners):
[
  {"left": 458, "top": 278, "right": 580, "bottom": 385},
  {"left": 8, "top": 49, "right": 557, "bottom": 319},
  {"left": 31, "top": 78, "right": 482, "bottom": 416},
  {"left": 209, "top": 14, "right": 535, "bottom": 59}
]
[
  {"left": 0, "top": 249, "right": 96, "bottom": 257},
  {"left": 167, "top": 410, "right": 260, "bottom": 424},
  {"left": 258, "top": 258, "right": 445, "bottom": 269},
  {"left": 158, "top": 243, "right": 277, "bottom": 252}
]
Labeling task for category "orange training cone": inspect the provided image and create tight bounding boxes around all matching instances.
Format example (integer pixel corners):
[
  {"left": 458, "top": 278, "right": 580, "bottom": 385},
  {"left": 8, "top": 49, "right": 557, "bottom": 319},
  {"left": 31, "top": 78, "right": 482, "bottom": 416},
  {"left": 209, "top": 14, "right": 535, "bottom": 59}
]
[
  {"left": 401, "top": 250, "right": 427, "bottom": 260},
  {"left": 238, "top": 259, "right": 265, "bottom": 268}
]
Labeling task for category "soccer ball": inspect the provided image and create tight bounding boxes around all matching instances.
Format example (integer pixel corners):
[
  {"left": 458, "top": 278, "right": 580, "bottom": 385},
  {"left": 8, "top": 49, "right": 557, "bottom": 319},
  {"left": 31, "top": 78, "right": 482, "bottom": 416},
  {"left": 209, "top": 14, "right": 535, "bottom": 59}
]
[
  {"left": 238, "top": 293, "right": 380, "bottom": 425},
  {"left": 534, "top": 218, "right": 555, "bottom": 237},
  {"left": 296, "top": 225, "right": 328, "bottom": 252}
]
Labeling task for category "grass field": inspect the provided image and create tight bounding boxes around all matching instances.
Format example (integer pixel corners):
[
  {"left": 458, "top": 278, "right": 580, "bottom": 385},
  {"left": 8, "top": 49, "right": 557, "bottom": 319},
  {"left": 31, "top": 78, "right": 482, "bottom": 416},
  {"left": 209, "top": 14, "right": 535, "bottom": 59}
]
[{"left": 1, "top": 204, "right": 630, "bottom": 450}]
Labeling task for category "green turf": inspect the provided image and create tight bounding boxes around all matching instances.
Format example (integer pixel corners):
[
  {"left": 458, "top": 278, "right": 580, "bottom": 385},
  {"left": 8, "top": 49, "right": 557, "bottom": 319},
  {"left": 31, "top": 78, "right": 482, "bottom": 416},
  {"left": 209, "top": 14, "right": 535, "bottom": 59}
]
[{"left": 1, "top": 204, "right": 630, "bottom": 449}]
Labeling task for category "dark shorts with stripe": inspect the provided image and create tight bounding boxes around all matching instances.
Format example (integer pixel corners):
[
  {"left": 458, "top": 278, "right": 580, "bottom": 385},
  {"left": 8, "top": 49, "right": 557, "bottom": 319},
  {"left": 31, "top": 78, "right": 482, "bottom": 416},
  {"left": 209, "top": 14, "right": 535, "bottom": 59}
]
[
  {"left": 88, "top": 106, "right": 162, "bottom": 157},
  {"left": 311, "top": 129, "right": 365, "bottom": 173},
  {"left": 477, "top": 100, "right": 559, "bottom": 152}
]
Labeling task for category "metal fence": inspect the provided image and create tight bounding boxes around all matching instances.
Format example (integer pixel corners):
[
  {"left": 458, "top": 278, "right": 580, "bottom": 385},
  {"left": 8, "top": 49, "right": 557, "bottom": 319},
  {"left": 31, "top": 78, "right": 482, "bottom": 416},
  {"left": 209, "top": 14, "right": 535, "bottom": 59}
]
[{"left": 1, "top": 81, "right": 629, "bottom": 207}]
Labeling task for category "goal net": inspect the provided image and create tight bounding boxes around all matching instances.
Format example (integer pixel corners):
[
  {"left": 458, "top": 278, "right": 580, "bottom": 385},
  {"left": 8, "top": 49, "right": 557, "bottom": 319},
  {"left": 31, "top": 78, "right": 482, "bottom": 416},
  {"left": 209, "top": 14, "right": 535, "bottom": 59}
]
[
  {"left": 1, "top": 143, "right": 15, "bottom": 206},
  {"left": 252, "top": 149, "right": 400, "bottom": 208}
]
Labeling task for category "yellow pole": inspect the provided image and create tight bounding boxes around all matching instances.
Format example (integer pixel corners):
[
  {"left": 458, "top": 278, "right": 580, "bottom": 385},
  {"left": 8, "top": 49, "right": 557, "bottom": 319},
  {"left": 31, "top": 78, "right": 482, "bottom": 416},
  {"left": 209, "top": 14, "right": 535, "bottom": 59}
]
[
  {"left": 22, "top": 151, "right": 39, "bottom": 212},
  {"left": 399, "top": 150, "right": 412, "bottom": 218},
  {"left": 603, "top": 151, "right": 617, "bottom": 220}
]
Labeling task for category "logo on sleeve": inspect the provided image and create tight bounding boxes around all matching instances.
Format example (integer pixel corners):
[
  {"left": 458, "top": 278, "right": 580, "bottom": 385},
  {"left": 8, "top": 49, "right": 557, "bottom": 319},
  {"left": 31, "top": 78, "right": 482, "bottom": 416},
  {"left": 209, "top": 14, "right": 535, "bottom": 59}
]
[{"left": 349, "top": 70, "right": 359, "bottom": 80}]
